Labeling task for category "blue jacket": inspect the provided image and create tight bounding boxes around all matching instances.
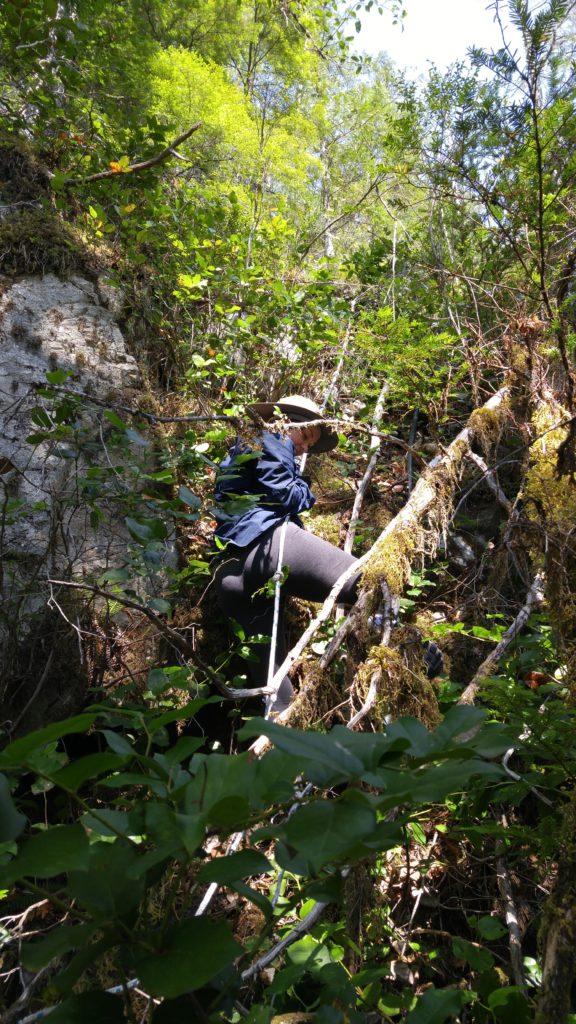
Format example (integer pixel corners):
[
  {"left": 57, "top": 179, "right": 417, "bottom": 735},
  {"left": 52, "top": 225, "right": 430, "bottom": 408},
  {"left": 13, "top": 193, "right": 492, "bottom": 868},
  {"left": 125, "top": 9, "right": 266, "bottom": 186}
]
[{"left": 213, "top": 431, "right": 315, "bottom": 548}]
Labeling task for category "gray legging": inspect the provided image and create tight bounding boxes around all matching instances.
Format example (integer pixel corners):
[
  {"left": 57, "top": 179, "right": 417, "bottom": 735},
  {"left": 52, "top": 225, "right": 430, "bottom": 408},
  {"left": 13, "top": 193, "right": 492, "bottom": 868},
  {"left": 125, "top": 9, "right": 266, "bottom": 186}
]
[{"left": 213, "top": 522, "right": 360, "bottom": 714}]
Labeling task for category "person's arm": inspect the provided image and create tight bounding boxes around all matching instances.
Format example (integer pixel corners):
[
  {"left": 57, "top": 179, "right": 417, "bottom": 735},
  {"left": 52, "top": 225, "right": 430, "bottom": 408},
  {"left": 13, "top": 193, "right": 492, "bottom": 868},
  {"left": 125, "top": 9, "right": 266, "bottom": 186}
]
[{"left": 255, "top": 432, "right": 315, "bottom": 514}]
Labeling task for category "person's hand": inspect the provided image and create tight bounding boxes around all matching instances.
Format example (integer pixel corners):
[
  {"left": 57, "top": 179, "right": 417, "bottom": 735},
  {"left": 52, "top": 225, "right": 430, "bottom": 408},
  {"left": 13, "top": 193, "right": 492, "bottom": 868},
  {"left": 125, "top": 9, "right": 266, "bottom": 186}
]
[{"left": 423, "top": 640, "right": 443, "bottom": 679}]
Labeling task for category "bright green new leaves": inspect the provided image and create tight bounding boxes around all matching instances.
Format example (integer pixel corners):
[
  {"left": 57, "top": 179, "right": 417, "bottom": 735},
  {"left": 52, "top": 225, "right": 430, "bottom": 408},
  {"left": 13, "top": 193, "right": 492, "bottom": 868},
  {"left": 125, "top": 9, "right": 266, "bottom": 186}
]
[{"left": 151, "top": 48, "right": 257, "bottom": 171}]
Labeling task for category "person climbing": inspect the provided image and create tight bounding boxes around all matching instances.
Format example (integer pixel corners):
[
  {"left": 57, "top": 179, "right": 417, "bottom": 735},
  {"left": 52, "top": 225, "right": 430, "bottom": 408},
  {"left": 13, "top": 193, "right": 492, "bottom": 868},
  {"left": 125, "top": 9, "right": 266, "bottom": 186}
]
[
  {"left": 212, "top": 394, "right": 441, "bottom": 716},
  {"left": 212, "top": 395, "right": 358, "bottom": 715}
]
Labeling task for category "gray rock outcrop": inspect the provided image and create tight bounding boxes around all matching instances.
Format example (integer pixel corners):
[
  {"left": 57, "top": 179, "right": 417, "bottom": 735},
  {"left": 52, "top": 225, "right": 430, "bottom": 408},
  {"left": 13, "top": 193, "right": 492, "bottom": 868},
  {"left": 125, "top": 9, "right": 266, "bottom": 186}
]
[{"left": 0, "top": 273, "right": 149, "bottom": 734}]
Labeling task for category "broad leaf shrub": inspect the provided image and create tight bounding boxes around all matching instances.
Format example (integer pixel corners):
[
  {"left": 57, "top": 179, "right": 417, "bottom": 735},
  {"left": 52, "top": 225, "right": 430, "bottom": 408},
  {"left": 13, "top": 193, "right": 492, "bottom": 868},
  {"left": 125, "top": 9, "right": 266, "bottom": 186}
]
[{"left": 0, "top": 702, "right": 518, "bottom": 1020}]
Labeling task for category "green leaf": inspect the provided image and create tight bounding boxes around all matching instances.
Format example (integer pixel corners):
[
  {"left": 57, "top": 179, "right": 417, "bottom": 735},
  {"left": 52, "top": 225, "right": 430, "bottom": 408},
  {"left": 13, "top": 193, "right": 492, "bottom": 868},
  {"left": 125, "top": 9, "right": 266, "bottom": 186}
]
[
  {"left": 26, "top": 432, "right": 50, "bottom": 444},
  {"left": 103, "top": 409, "right": 127, "bottom": 430},
  {"left": 279, "top": 798, "right": 376, "bottom": 873},
  {"left": 147, "top": 668, "right": 170, "bottom": 694},
  {"left": 2, "top": 824, "right": 90, "bottom": 884},
  {"left": 30, "top": 406, "right": 53, "bottom": 428},
  {"left": 50, "top": 753, "right": 128, "bottom": 792},
  {"left": 68, "top": 841, "right": 145, "bottom": 918},
  {"left": 101, "top": 729, "right": 134, "bottom": 756},
  {"left": 22, "top": 923, "right": 99, "bottom": 971},
  {"left": 144, "top": 803, "right": 205, "bottom": 857},
  {"left": 474, "top": 915, "right": 508, "bottom": 940},
  {"left": 452, "top": 937, "right": 494, "bottom": 972},
  {"left": 406, "top": 985, "right": 467, "bottom": 1023},
  {"left": 45, "top": 369, "right": 72, "bottom": 385},
  {"left": 81, "top": 809, "right": 130, "bottom": 837},
  {"left": 198, "top": 849, "right": 271, "bottom": 884},
  {"left": 0, "top": 714, "right": 98, "bottom": 769},
  {"left": 0, "top": 774, "right": 27, "bottom": 841},
  {"left": 146, "top": 697, "right": 219, "bottom": 733},
  {"left": 487, "top": 986, "right": 531, "bottom": 1022},
  {"left": 178, "top": 485, "right": 202, "bottom": 508},
  {"left": 148, "top": 598, "right": 172, "bottom": 616},
  {"left": 238, "top": 719, "right": 364, "bottom": 778},
  {"left": 125, "top": 516, "right": 167, "bottom": 542},
  {"left": 47, "top": 992, "right": 125, "bottom": 1023},
  {"left": 135, "top": 918, "right": 242, "bottom": 996}
]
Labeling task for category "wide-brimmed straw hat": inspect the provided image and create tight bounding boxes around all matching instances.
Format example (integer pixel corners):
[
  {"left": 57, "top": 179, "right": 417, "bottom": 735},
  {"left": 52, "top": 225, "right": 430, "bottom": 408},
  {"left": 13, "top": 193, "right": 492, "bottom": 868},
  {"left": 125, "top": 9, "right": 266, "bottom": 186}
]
[{"left": 248, "top": 394, "right": 338, "bottom": 454}]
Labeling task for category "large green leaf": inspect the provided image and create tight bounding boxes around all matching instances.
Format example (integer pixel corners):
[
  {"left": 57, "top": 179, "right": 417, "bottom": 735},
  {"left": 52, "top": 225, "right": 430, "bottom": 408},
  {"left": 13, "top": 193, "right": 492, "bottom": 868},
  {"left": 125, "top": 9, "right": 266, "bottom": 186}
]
[
  {"left": 81, "top": 808, "right": 130, "bottom": 837},
  {"left": 21, "top": 923, "right": 99, "bottom": 971},
  {"left": 279, "top": 798, "right": 376, "bottom": 873},
  {"left": 144, "top": 802, "right": 205, "bottom": 856},
  {"left": 2, "top": 824, "right": 90, "bottom": 885},
  {"left": 452, "top": 936, "right": 494, "bottom": 972},
  {"left": 239, "top": 719, "right": 364, "bottom": 778},
  {"left": 406, "top": 985, "right": 467, "bottom": 1023},
  {"left": 198, "top": 848, "right": 271, "bottom": 884},
  {"left": 0, "top": 715, "right": 98, "bottom": 768},
  {"left": 67, "top": 841, "right": 145, "bottom": 919},
  {"left": 50, "top": 753, "right": 128, "bottom": 792},
  {"left": 0, "top": 774, "right": 27, "bottom": 841},
  {"left": 135, "top": 918, "right": 242, "bottom": 996}
]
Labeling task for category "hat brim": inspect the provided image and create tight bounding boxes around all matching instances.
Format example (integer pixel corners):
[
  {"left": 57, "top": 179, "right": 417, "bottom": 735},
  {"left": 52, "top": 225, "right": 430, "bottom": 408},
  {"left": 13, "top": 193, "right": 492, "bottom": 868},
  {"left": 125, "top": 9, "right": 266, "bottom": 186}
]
[{"left": 248, "top": 401, "right": 338, "bottom": 454}]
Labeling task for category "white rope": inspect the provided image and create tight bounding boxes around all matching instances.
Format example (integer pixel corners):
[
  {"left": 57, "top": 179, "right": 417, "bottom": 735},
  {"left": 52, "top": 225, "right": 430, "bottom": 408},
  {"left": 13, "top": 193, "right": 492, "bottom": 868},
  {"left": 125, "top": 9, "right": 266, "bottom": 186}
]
[
  {"left": 193, "top": 517, "right": 289, "bottom": 919},
  {"left": 264, "top": 518, "right": 289, "bottom": 716}
]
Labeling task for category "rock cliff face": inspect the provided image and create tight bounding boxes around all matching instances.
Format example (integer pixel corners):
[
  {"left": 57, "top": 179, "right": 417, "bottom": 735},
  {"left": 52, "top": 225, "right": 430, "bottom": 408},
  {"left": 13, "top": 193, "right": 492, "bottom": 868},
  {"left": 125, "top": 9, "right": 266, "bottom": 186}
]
[{"left": 0, "top": 273, "right": 141, "bottom": 735}]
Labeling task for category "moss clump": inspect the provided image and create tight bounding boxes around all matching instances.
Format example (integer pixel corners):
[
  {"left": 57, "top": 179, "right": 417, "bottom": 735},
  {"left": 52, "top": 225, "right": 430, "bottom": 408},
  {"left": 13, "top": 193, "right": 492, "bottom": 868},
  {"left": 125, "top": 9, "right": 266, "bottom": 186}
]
[
  {"left": 288, "top": 660, "right": 343, "bottom": 728},
  {"left": 469, "top": 406, "right": 505, "bottom": 455},
  {"left": 354, "top": 629, "right": 441, "bottom": 728},
  {"left": 310, "top": 458, "right": 355, "bottom": 502},
  {"left": 0, "top": 209, "right": 96, "bottom": 279},
  {"left": 306, "top": 511, "right": 342, "bottom": 546},
  {"left": 361, "top": 525, "right": 416, "bottom": 594}
]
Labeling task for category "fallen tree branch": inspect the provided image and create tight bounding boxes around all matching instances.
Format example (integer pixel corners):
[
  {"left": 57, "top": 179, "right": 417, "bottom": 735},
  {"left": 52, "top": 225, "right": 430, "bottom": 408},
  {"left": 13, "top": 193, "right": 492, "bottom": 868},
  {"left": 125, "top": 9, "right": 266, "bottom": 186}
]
[
  {"left": 32, "top": 384, "right": 425, "bottom": 460},
  {"left": 458, "top": 571, "right": 545, "bottom": 705},
  {"left": 58, "top": 122, "right": 203, "bottom": 186}
]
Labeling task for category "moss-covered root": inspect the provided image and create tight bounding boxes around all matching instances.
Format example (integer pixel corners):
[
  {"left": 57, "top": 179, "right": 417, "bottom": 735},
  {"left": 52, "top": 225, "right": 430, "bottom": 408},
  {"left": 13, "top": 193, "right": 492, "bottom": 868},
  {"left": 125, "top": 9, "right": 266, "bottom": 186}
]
[{"left": 535, "top": 791, "right": 576, "bottom": 1024}]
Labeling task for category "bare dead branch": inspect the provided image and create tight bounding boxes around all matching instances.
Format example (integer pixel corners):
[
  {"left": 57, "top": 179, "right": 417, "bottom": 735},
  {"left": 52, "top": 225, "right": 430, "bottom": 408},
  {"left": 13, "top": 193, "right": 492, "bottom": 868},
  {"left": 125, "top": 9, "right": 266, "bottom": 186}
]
[
  {"left": 466, "top": 450, "right": 512, "bottom": 512},
  {"left": 496, "top": 825, "right": 529, "bottom": 996},
  {"left": 459, "top": 572, "right": 545, "bottom": 705}
]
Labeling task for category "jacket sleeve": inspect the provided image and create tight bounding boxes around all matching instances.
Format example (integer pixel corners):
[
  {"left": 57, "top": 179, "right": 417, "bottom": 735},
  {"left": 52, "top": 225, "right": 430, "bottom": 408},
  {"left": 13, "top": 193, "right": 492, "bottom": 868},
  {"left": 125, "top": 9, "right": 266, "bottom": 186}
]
[{"left": 255, "top": 432, "right": 315, "bottom": 514}]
